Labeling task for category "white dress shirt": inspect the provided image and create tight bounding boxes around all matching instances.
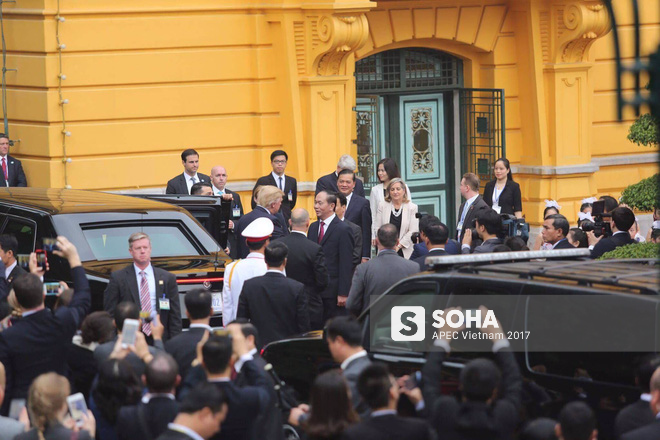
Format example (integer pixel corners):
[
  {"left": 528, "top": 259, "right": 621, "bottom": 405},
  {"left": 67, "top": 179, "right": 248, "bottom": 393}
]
[
  {"left": 0, "top": 154, "right": 8, "bottom": 185},
  {"left": 221, "top": 253, "right": 267, "bottom": 326},
  {"left": 345, "top": 192, "right": 353, "bottom": 211},
  {"left": 271, "top": 171, "right": 286, "bottom": 190},
  {"left": 340, "top": 349, "right": 368, "bottom": 370},
  {"left": 212, "top": 184, "right": 225, "bottom": 196},
  {"left": 134, "top": 263, "right": 157, "bottom": 313},
  {"left": 5, "top": 260, "right": 16, "bottom": 280},
  {"left": 184, "top": 173, "right": 201, "bottom": 194},
  {"left": 166, "top": 423, "right": 204, "bottom": 440}
]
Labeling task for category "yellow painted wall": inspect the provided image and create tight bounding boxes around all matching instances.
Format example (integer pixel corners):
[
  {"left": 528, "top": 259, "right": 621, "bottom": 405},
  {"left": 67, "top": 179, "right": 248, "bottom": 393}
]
[{"left": 3, "top": 0, "right": 659, "bottom": 224}]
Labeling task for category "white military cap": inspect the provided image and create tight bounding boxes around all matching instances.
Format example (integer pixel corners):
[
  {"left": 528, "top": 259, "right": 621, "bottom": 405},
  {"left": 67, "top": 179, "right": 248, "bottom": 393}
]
[{"left": 241, "top": 217, "right": 274, "bottom": 242}]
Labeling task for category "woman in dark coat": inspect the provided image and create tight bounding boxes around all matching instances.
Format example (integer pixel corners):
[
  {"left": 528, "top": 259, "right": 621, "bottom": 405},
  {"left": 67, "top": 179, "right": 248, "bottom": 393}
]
[{"left": 483, "top": 157, "right": 523, "bottom": 218}]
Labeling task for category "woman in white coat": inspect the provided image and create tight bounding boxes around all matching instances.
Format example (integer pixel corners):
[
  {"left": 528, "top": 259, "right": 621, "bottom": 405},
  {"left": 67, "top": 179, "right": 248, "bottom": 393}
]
[
  {"left": 370, "top": 158, "right": 412, "bottom": 239},
  {"left": 374, "top": 178, "right": 419, "bottom": 258}
]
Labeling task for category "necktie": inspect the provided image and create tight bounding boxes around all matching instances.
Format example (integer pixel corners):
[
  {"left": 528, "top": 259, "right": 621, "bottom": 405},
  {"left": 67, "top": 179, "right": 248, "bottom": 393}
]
[
  {"left": 1, "top": 158, "right": 6, "bottom": 181},
  {"left": 139, "top": 271, "right": 152, "bottom": 336},
  {"left": 279, "top": 176, "right": 283, "bottom": 190},
  {"left": 318, "top": 221, "right": 325, "bottom": 243}
]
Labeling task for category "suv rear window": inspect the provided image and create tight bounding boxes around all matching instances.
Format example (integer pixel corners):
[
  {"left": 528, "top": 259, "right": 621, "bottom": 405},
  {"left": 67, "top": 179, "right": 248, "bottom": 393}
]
[{"left": 82, "top": 225, "right": 199, "bottom": 260}]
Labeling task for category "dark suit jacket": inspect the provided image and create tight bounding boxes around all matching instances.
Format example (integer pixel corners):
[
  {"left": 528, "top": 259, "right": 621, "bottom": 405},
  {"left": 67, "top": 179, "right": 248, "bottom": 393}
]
[
  {"left": 483, "top": 180, "right": 522, "bottom": 215},
  {"left": 209, "top": 360, "right": 272, "bottom": 440},
  {"left": 16, "top": 424, "right": 92, "bottom": 440},
  {"left": 621, "top": 419, "right": 660, "bottom": 440},
  {"left": 224, "top": 189, "right": 244, "bottom": 259},
  {"left": 342, "top": 413, "right": 435, "bottom": 440},
  {"left": 235, "top": 206, "right": 287, "bottom": 259},
  {"left": 414, "top": 248, "right": 447, "bottom": 271},
  {"left": 0, "top": 155, "right": 28, "bottom": 187},
  {"left": 422, "top": 347, "right": 522, "bottom": 440},
  {"left": 117, "top": 397, "right": 179, "bottom": 440},
  {"left": 275, "top": 232, "right": 328, "bottom": 300},
  {"left": 591, "top": 231, "right": 635, "bottom": 259},
  {"left": 461, "top": 237, "right": 504, "bottom": 254},
  {"left": 553, "top": 238, "right": 575, "bottom": 249},
  {"left": 456, "top": 196, "right": 491, "bottom": 241},
  {"left": 316, "top": 171, "right": 365, "bottom": 197},
  {"left": 103, "top": 264, "right": 182, "bottom": 340},
  {"left": 343, "top": 354, "right": 372, "bottom": 418},
  {"left": 308, "top": 217, "right": 355, "bottom": 299},
  {"left": 156, "top": 429, "right": 198, "bottom": 440},
  {"left": 615, "top": 398, "right": 655, "bottom": 438},
  {"left": 251, "top": 174, "right": 297, "bottom": 222},
  {"left": 0, "top": 266, "right": 90, "bottom": 415},
  {"left": 165, "top": 326, "right": 208, "bottom": 380},
  {"left": 95, "top": 335, "right": 164, "bottom": 377},
  {"left": 165, "top": 172, "right": 211, "bottom": 195},
  {"left": 7, "top": 263, "right": 27, "bottom": 288},
  {"left": 346, "top": 220, "right": 362, "bottom": 268},
  {"left": 345, "top": 194, "right": 372, "bottom": 258},
  {"left": 237, "top": 272, "right": 310, "bottom": 346},
  {"left": 234, "top": 355, "right": 284, "bottom": 440}
]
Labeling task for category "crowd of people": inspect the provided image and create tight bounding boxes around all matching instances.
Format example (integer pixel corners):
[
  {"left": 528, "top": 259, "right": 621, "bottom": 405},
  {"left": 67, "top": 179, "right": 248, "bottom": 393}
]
[{"left": 0, "top": 143, "right": 656, "bottom": 439}]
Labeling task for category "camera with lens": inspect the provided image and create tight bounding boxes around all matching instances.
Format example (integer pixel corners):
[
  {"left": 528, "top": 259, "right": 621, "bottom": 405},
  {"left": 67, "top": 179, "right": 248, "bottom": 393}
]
[
  {"left": 412, "top": 211, "right": 430, "bottom": 244},
  {"left": 581, "top": 200, "right": 612, "bottom": 238}
]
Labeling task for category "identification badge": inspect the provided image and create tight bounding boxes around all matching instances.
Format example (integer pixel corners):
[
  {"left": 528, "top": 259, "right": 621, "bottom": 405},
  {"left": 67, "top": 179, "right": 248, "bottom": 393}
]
[
  {"left": 457, "top": 221, "right": 463, "bottom": 232},
  {"left": 232, "top": 208, "right": 241, "bottom": 218},
  {"left": 159, "top": 298, "right": 170, "bottom": 311},
  {"left": 493, "top": 205, "right": 502, "bottom": 214},
  {"left": 288, "top": 191, "right": 293, "bottom": 202}
]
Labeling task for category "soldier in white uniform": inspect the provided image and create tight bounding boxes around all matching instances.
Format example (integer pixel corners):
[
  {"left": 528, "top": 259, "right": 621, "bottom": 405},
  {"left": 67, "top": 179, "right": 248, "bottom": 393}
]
[{"left": 221, "top": 217, "right": 272, "bottom": 326}]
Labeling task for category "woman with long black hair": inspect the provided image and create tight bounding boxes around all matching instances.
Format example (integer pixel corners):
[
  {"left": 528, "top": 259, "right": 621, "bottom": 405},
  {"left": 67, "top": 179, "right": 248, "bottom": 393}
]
[{"left": 483, "top": 157, "right": 523, "bottom": 218}]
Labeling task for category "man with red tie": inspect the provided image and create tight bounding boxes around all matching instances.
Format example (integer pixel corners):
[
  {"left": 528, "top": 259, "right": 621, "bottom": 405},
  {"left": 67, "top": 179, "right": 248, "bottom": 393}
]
[
  {"left": 104, "top": 232, "right": 182, "bottom": 341},
  {"left": 308, "top": 191, "right": 354, "bottom": 322},
  {"left": 0, "top": 134, "right": 27, "bottom": 187}
]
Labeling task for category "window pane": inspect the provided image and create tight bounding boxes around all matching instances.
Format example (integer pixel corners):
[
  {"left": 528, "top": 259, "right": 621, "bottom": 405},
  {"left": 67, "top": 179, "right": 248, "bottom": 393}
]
[
  {"left": 81, "top": 225, "right": 199, "bottom": 260},
  {"left": 4, "top": 218, "right": 36, "bottom": 254}
]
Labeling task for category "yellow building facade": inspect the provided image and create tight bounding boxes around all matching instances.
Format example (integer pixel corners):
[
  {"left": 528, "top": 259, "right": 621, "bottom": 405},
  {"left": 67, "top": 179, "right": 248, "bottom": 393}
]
[{"left": 4, "top": 0, "right": 659, "bottom": 226}]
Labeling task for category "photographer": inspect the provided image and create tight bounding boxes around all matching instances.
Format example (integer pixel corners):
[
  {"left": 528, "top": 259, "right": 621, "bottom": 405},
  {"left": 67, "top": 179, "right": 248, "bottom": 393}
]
[
  {"left": 588, "top": 206, "right": 635, "bottom": 259},
  {"left": 461, "top": 209, "right": 504, "bottom": 254},
  {"left": 0, "top": 236, "right": 91, "bottom": 416}
]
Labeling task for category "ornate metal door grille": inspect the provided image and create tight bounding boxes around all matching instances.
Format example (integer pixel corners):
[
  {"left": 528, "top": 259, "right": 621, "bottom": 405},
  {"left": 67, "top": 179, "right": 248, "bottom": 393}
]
[
  {"left": 459, "top": 89, "right": 505, "bottom": 190},
  {"left": 355, "top": 96, "right": 380, "bottom": 189}
]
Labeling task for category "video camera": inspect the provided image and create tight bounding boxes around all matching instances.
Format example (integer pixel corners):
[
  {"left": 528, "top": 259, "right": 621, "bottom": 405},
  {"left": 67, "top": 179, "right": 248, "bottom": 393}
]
[
  {"left": 580, "top": 200, "right": 612, "bottom": 238},
  {"left": 411, "top": 211, "right": 430, "bottom": 244},
  {"left": 468, "top": 213, "right": 529, "bottom": 243}
]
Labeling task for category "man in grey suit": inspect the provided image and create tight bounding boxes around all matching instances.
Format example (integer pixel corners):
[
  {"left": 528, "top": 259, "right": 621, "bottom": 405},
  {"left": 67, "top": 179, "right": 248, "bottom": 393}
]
[
  {"left": 461, "top": 209, "right": 504, "bottom": 254},
  {"left": 325, "top": 316, "right": 371, "bottom": 418},
  {"left": 0, "top": 363, "right": 24, "bottom": 439},
  {"left": 347, "top": 224, "right": 419, "bottom": 316}
]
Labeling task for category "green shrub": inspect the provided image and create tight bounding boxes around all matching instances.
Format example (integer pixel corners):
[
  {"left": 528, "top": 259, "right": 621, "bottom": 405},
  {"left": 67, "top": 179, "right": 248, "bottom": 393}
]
[
  {"left": 627, "top": 113, "right": 659, "bottom": 147},
  {"left": 619, "top": 174, "right": 659, "bottom": 212},
  {"left": 597, "top": 242, "right": 660, "bottom": 260}
]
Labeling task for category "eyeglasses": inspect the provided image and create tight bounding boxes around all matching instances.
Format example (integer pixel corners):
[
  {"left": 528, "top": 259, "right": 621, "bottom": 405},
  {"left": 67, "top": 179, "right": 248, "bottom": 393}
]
[{"left": 272, "top": 160, "right": 287, "bottom": 164}]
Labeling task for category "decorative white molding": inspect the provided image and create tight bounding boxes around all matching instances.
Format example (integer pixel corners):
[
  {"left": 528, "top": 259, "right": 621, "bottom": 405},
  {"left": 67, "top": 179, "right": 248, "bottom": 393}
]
[{"left": 512, "top": 153, "right": 658, "bottom": 176}]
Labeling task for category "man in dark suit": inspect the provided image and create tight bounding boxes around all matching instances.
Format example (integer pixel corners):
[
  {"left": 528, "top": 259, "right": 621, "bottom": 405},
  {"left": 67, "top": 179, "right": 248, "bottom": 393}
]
[
  {"left": 0, "top": 237, "right": 90, "bottom": 415},
  {"left": 251, "top": 149, "right": 297, "bottom": 223},
  {"left": 104, "top": 232, "right": 182, "bottom": 341},
  {"left": 461, "top": 209, "right": 504, "bottom": 254},
  {"left": 414, "top": 217, "right": 448, "bottom": 270},
  {"left": 456, "top": 173, "right": 490, "bottom": 242},
  {"left": 308, "top": 191, "right": 355, "bottom": 321},
  {"left": 202, "top": 328, "right": 272, "bottom": 440},
  {"left": 589, "top": 206, "right": 636, "bottom": 259},
  {"left": 622, "top": 366, "right": 660, "bottom": 440},
  {"left": 422, "top": 307, "right": 522, "bottom": 440},
  {"left": 335, "top": 192, "right": 362, "bottom": 269},
  {"left": 338, "top": 169, "right": 372, "bottom": 261},
  {"left": 166, "top": 149, "right": 211, "bottom": 195},
  {"left": 325, "top": 316, "right": 371, "bottom": 418},
  {"left": 275, "top": 208, "right": 328, "bottom": 330},
  {"left": 347, "top": 224, "right": 419, "bottom": 316},
  {"left": 542, "top": 214, "right": 575, "bottom": 250},
  {"left": 210, "top": 165, "right": 244, "bottom": 259},
  {"left": 157, "top": 384, "right": 228, "bottom": 440},
  {"left": 165, "top": 289, "right": 213, "bottom": 380},
  {"left": 615, "top": 355, "right": 660, "bottom": 438},
  {"left": 228, "top": 321, "right": 285, "bottom": 440},
  {"left": 235, "top": 186, "right": 287, "bottom": 259},
  {"left": 117, "top": 354, "right": 180, "bottom": 440},
  {"left": 0, "top": 234, "right": 26, "bottom": 302},
  {"left": 555, "top": 402, "right": 598, "bottom": 440},
  {"left": 343, "top": 363, "right": 435, "bottom": 440},
  {"left": 0, "top": 135, "right": 27, "bottom": 187},
  {"left": 237, "top": 241, "right": 310, "bottom": 346},
  {"left": 315, "top": 154, "right": 365, "bottom": 197}
]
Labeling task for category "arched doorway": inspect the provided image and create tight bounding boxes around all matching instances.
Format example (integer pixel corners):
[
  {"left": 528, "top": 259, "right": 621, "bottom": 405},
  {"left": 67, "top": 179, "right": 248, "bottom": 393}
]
[{"left": 355, "top": 47, "right": 504, "bottom": 230}]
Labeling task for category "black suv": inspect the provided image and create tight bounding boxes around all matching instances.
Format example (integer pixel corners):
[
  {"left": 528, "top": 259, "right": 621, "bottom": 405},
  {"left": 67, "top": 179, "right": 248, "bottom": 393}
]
[
  {"left": 0, "top": 188, "right": 231, "bottom": 326},
  {"left": 263, "top": 252, "right": 659, "bottom": 438}
]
